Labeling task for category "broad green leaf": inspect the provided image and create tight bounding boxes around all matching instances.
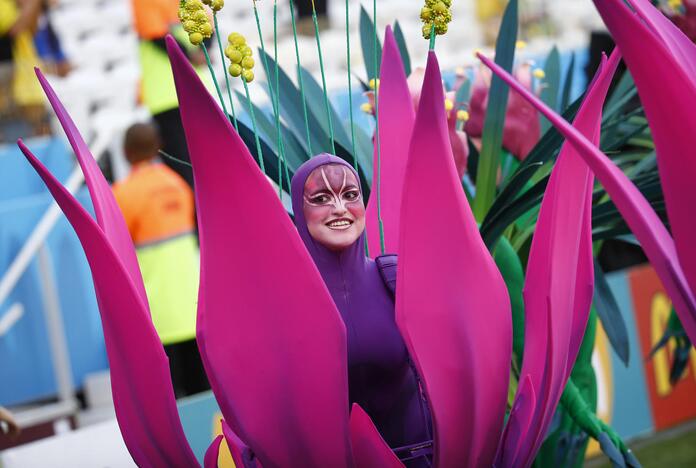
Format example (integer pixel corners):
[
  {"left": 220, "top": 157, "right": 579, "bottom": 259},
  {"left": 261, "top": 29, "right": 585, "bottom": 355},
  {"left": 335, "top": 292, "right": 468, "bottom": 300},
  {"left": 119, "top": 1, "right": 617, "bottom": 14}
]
[
  {"left": 473, "top": 0, "right": 518, "bottom": 221},
  {"left": 393, "top": 20, "right": 411, "bottom": 76},
  {"left": 593, "top": 259, "right": 630, "bottom": 366},
  {"left": 359, "top": 5, "right": 382, "bottom": 82}
]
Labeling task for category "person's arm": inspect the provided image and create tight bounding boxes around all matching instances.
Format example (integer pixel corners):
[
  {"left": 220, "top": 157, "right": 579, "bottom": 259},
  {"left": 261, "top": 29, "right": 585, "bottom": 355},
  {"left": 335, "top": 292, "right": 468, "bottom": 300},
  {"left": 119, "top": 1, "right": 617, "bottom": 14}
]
[
  {"left": 0, "top": 406, "right": 20, "bottom": 439},
  {"left": 8, "top": 0, "right": 42, "bottom": 37}
]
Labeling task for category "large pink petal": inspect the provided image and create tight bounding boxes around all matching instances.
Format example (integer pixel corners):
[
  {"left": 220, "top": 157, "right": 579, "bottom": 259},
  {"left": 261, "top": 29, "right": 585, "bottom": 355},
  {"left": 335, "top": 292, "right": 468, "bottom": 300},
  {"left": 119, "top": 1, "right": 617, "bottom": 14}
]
[
  {"left": 365, "top": 26, "right": 416, "bottom": 256},
  {"left": 625, "top": 0, "right": 696, "bottom": 76},
  {"left": 396, "top": 52, "right": 511, "bottom": 467},
  {"left": 349, "top": 405, "right": 404, "bottom": 468},
  {"left": 34, "top": 70, "right": 148, "bottom": 306},
  {"left": 593, "top": 0, "right": 696, "bottom": 341},
  {"left": 166, "top": 37, "right": 353, "bottom": 467},
  {"left": 221, "top": 420, "right": 260, "bottom": 468},
  {"left": 204, "top": 435, "right": 224, "bottom": 468},
  {"left": 18, "top": 140, "right": 198, "bottom": 467},
  {"left": 478, "top": 52, "right": 696, "bottom": 349},
  {"left": 507, "top": 52, "right": 620, "bottom": 467}
]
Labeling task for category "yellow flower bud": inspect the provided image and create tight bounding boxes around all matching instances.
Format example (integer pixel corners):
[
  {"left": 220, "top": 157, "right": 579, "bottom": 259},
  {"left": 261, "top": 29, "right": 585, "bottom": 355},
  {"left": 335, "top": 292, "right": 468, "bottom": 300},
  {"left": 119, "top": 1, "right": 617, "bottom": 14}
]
[
  {"left": 457, "top": 110, "right": 470, "bottom": 122},
  {"left": 229, "top": 63, "right": 242, "bottom": 77},
  {"left": 185, "top": 0, "right": 203, "bottom": 12},
  {"left": 228, "top": 48, "right": 242, "bottom": 63},
  {"left": 533, "top": 68, "right": 546, "bottom": 79},
  {"left": 242, "top": 69, "right": 255, "bottom": 83},
  {"left": 193, "top": 10, "right": 207, "bottom": 21},
  {"left": 242, "top": 57, "right": 255, "bottom": 69},
  {"left": 433, "top": 1, "right": 447, "bottom": 13},
  {"left": 242, "top": 46, "right": 253, "bottom": 57},
  {"left": 228, "top": 32, "right": 241, "bottom": 43},
  {"left": 444, "top": 99, "right": 454, "bottom": 111},
  {"left": 211, "top": 0, "right": 224, "bottom": 11},
  {"left": 515, "top": 40, "right": 527, "bottom": 49},
  {"left": 200, "top": 22, "right": 212, "bottom": 37},
  {"left": 232, "top": 36, "right": 247, "bottom": 47},
  {"left": 368, "top": 78, "right": 380, "bottom": 90},
  {"left": 183, "top": 20, "right": 197, "bottom": 33},
  {"left": 189, "top": 32, "right": 204, "bottom": 45},
  {"left": 360, "top": 102, "right": 373, "bottom": 114}
]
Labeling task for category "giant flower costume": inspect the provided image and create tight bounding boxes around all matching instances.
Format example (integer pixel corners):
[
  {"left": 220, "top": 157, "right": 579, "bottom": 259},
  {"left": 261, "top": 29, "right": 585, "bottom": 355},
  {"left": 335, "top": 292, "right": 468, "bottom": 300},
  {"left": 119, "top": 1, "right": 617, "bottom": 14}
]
[{"left": 13, "top": 0, "right": 696, "bottom": 466}]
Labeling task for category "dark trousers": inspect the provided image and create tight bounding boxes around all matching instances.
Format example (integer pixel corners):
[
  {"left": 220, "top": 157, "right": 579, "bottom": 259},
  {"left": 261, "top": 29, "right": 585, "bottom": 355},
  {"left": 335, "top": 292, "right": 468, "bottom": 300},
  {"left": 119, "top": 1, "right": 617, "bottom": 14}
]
[
  {"left": 153, "top": 107, "right": 195, "bottom": 189},
  {"left": 294, "top": 0, "right": 327, "bottom": 18},
  {"left": 163, "top": 339, "right": 211, "bottom": 398}
]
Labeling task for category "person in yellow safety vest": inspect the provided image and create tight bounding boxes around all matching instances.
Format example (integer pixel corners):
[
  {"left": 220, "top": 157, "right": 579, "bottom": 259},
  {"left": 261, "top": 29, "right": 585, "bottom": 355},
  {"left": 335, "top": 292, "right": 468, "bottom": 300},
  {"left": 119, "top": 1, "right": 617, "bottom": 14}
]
[
  {"left": 130, "top": 0, "right": 211, "bottom": 188},
  {"left": 113, "top": 122, "right": 209, "bottom": 397}
]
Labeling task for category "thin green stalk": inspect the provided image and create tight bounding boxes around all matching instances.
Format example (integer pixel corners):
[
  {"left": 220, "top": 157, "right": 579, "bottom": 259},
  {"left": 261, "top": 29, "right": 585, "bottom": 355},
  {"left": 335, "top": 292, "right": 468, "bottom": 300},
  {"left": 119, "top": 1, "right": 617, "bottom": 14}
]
[
  {"left": 373, "top": 0, "right": 385, "bottom": 254},
  {"left": 273, "top": 1, "right": 290, "bottom": 196},
  {"left": 201, "top": 42, "right": 229, "bottom": 118},
  {"left": 213, "top": 14, "right": 238, "bottom": 131},
  {"left": 429, "top": 24, "right": 436, "bottom": 50},
  {"left": 242, "top": 77, "right": 266, "bottom": 174},
  {"left": 311, "top": 0, "right": 336, "bottom": 154},
  {"left": 345, "top": 0, "right": 357, "bottom": 169},
  {"left": 289, "top": 3, "right": 313, "bottom": 154}
]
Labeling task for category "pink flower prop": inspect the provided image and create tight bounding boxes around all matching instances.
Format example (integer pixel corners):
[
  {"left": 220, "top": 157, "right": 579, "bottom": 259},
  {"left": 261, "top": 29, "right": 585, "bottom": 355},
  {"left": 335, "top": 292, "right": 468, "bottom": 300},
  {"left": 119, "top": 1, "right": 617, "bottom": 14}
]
[
  {"left": 396, "top": 51, "right": 511, "bottom": 466},
  {"left": 478, "top": 48, "right": 696, "bottom": 348},
  {"left": 497, "top": 51, "right": 620, "bottom": 468},
  {"left": 18, "top": 71, "right": 199, "bottom": 467},
  {"left": 167, "top": 36, "right": 355, "bottom": 467},
  {"left": 592, "top": 0, "right": 696, "bottom": 342},
  {"left": 465, "top": 63, "right": 541, "bottom": 161},
  {"left": 365, "top": 26, "right": 416, "bottom": 256}
]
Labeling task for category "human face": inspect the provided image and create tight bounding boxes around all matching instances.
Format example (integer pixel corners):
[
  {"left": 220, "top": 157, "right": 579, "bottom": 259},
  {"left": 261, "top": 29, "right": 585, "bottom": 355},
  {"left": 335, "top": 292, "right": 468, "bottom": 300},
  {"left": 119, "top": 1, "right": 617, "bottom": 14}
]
[{"left": 302, "top": 164, "right": 366, "bottom": 252}]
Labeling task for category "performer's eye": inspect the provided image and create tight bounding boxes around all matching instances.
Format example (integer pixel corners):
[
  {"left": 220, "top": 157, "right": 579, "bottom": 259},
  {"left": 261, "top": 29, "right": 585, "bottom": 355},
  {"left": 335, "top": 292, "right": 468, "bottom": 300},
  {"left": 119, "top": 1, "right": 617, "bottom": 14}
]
[
  {"left": 343, "top": 190, "right": 360, "bottom": 201},
  {"left": 310, "top": 194, "right": 331, "bottom": 204}
]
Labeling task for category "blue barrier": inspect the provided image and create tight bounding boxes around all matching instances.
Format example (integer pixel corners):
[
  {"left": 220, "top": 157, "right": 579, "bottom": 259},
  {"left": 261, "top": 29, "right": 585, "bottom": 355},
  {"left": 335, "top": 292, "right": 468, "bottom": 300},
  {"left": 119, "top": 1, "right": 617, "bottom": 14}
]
[{"left": 0, "top": 138, "right": 108, "bottom": 406}]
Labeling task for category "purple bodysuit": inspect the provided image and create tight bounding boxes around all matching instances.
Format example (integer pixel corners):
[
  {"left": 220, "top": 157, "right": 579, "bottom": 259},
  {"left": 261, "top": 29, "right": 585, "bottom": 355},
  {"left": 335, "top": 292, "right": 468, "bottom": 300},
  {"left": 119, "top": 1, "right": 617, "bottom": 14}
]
[{"left": 291, "top": 154, "right": 432, "bottom": 465}]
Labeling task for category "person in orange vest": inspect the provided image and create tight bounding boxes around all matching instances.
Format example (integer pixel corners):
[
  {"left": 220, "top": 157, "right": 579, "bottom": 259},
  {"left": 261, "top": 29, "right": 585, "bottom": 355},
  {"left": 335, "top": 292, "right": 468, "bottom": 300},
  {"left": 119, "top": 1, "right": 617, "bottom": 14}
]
[{"left": 113, "top": 122, "right": 208, "bottom": 397}]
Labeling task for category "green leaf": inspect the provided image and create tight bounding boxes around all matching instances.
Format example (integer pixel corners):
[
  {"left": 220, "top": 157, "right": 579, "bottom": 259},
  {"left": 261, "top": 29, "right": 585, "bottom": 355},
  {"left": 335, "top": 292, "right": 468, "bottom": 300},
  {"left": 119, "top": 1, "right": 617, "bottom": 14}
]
[
  {"left": 560, "top": 51, "right": 575, "bottom": 112},
  {"left": 360, "top": 5, "right": 382, "bottom": 82},
  {"left": 259, "top": 49, "right": 333, "bottom": 154},
  {"left": 234, "top": 90, "right": 309, "bottom": 173},
  {"left": 593, "top": 259, "right": 630, "bottom": 366},
  {"left": 540, "top": 46, "right": 561, "bottom": 133},
  {"left": 298, "top": 66, "right": 354, "bottom": 155},
  {"left": 393, "top": 21, "right": 411, "bottom": 76},
  {"left": 481, "top": 96, "right": 583, "bottom": 244},
  {"left": 455, "top": 76, "right": 471, "bottom": 107},
  {"left": 472, "top": 0, "right": 518, "bottom": 221}
]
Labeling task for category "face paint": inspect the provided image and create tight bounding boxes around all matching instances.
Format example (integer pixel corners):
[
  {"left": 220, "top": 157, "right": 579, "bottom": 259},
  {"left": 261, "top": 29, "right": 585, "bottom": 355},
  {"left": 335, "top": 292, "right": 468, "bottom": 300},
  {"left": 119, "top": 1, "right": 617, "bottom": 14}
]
[{"left": 303, "top": 164, "right": 366, "bottom": 252}]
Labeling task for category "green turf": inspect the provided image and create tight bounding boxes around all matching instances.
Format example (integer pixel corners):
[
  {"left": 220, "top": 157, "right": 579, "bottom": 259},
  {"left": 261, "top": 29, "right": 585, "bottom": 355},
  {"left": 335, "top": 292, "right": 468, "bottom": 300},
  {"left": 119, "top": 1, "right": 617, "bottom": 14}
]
[{"left": 590, "top": 425, "right": 696, "bottom": 468}]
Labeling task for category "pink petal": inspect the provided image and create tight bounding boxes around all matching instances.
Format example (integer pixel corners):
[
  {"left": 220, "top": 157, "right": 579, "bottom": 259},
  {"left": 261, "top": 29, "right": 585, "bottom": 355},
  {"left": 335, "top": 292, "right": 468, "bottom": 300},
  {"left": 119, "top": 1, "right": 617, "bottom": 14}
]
[
  {"left": 507, "top": 52, "right": 620, "bottom": 467},
  {"left": 478, "top": 51, "right": 696, "bottom": 355},
  {"left": 396, "top": 51, "right": 511, "bottom": 467},
  {"left": 349, "top": 405, "right": 404, "bottom": 468},
  {"left": 221, "top": 420, "right": 260, "bottom": 468},
  {"left": 204, "top": 435, "right": 224, "bottom": 468},
  {"left": 166, "top": 36, "right": 353, "bottom": 467},
  {"left": 365, "top": 26, "right": 416, "bottom": 256},
  {"left": 593, "top": 0, "right": 696, "bottom": 342},
  {"left": 18, "top": 140, "right": 198, "bottom": 467},
  {"left": 34, "top": 69, "right": 148, "bottom": 306}
]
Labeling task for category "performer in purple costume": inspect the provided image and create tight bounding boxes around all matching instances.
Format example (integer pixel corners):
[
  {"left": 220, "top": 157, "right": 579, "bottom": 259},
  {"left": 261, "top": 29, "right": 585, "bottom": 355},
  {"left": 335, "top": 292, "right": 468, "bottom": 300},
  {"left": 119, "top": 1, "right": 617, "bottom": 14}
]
[{"left": 291, "top": 153, "right": 432, "bottom": 466}]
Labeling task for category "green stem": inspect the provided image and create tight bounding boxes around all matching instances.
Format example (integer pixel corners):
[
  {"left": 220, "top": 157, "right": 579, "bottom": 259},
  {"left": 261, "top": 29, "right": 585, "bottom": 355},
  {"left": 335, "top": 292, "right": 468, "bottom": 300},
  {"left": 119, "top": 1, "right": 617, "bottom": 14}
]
[
  {"left": 273, "top": 1, "right": 289, "bottom": 196},
  {"left": 311, "top": 1, "right": 336, "bottom": 154},
  {"left": 201, "top": 42, "right": 229, "bottom": 118},
  {"left": 429, "top": 23, "right": 436, "bottom": 50},
  {"left": 242, "top": 78, "right": 265, "bottom": 174},
  {"left": 373, "top": 0, "right": 385, "bottom": 255},
  {"left": 213, "top": 14, "right": 238, "bottom": 131},
  {"left": 289, "top": 2, "right": 313, "bottom": 154},
  {"left": 345, "top": 0, "right": 357, "bottom": 169}
]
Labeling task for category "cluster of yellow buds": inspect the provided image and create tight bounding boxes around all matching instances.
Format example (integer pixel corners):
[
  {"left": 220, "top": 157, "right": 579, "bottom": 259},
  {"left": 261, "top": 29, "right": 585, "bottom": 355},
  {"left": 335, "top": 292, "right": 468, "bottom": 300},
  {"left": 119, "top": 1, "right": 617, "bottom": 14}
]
[
  {"left": 179, "top": 0, "right": 213, "bottom": 46},
  {"left": 225, "top": 33, "right": 255, "bottom": 82},
  {"left": 202, "top": 0, "right": 224, "bottom": 12},
  {"left": 420, "top": 0, "right": 453, "bottom": 39}
]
